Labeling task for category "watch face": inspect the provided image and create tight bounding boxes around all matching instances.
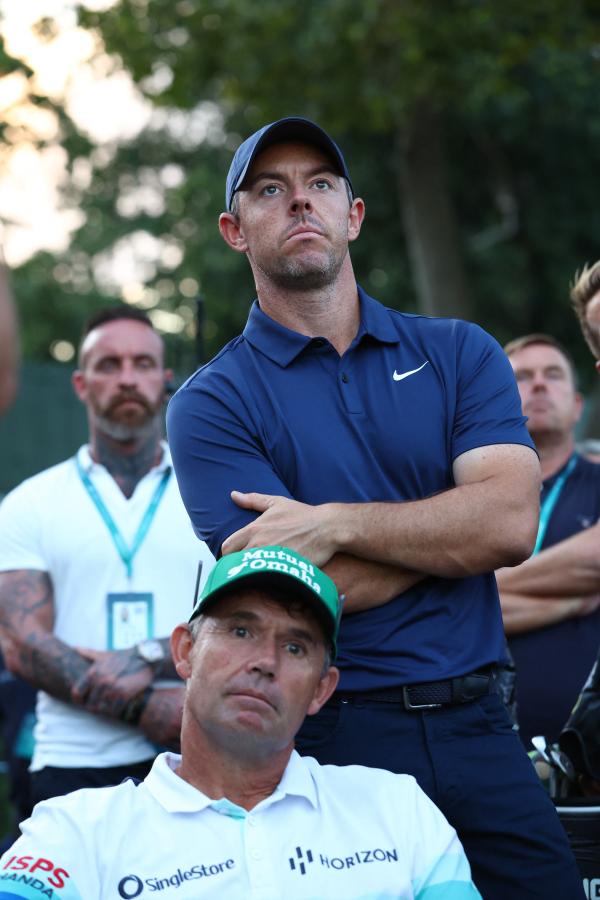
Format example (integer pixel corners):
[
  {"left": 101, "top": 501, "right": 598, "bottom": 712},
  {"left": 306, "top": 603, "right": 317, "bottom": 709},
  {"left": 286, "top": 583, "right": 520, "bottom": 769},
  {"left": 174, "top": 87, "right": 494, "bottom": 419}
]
[{"left": 138, "top": 640, "right": 164, "bottom": 663}]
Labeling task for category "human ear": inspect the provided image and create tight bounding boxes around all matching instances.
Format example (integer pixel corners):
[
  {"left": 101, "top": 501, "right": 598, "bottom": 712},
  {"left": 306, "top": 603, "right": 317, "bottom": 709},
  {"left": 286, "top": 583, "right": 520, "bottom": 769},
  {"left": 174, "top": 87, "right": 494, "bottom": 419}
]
[
  {"left": 306, "top": 666, "right": 340, "bottom": 716},
  {"left": 218, "top": 212, "right": 249, "bottom": 253},
  {"left": 347, "top": 197, "right": 365, "bottom": 243},
  {"left": 71, "top": 370, "right": 87, "bottom": 404},
  {"left": 171, "top": 624, "right": 194, "bottom": 680}
]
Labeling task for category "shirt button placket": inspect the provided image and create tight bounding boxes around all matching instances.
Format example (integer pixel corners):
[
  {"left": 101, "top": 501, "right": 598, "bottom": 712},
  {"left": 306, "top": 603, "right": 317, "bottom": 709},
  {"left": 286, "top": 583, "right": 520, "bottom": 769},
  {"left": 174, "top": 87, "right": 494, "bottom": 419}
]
[
  {"left": 338, "top": 364, "right": 362, "bottom": 413},
  {"left": 245, "top": 815, "right": 279, "bottom": 899}
]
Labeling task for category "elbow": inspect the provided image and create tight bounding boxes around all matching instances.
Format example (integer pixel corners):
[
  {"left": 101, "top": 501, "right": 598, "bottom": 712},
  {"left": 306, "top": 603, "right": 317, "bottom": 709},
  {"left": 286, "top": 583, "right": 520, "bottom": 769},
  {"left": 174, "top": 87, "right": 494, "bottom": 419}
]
[
  {"left": 0, "top": 631, "right": 26, "bottom": 679},
  {"left": 493, "top": 519, "right": 537, "bottom": 569}
]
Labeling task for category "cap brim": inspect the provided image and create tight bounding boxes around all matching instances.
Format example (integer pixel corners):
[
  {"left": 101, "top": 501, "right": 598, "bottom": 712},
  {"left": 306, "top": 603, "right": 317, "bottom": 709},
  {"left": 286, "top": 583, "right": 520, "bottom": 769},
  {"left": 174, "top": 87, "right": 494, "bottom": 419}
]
[{"left": 231, "top": 117, "right": 353, "bottom": 209}]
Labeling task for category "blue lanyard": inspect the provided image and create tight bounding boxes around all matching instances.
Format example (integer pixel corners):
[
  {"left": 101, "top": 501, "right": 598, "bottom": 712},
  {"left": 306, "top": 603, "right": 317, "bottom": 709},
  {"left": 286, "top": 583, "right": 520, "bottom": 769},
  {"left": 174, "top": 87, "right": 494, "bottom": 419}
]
[
  {"left": 532, "top": 454, "right": 577, "bottom": 556},
  {"left": 75, "top": 455, "right": 171, "bottom": 579}
]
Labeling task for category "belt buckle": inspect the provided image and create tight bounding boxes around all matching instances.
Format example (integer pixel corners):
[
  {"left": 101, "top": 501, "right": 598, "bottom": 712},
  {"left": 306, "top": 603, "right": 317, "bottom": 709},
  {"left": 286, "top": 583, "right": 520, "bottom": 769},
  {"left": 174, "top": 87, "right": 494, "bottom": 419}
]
[{"left": 402, "top": 686, "right": 443, "bottom": 711}]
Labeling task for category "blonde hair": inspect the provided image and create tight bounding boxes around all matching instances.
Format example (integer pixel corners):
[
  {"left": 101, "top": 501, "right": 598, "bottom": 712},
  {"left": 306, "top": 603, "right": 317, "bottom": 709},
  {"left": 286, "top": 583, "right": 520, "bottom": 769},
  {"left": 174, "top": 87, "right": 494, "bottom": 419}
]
[{"left": 571, "top": 261, "right": 600, "bottom": 359}]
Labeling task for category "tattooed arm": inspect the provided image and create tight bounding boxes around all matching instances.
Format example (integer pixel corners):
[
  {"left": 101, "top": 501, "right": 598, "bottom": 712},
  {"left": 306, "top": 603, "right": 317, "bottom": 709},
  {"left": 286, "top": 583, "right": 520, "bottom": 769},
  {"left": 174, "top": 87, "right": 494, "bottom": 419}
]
[
  {"left": 0, "top": 569, "right": 90, "bottom": 703},
  {"left": 0, "top": 569, "right": 183, "bottom": 741},
  {"left": 71, "top": 642, "right": 179, "bottom": 717}
]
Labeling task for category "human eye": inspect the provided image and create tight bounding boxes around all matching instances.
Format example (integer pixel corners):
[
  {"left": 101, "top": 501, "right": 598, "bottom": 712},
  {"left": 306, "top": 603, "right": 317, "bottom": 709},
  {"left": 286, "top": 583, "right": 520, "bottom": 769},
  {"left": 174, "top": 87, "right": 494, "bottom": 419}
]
[
  {"left": 260, "top": 183, "right": 282, "bottom": 197},
  {"left": 285, "top": 641, "right": 305, "bottom": 657},
  {"left": 135, "top": 356, "right": 156, "bottom": 370},
  {"left": 232, "top": 625, "right": 250, "bottom": 638},
  {"left": 312, "top": 178, "right": 333, "bottom": 191},
  {"left": 96, "top": 358, "right": 119, "bottom": 373}
]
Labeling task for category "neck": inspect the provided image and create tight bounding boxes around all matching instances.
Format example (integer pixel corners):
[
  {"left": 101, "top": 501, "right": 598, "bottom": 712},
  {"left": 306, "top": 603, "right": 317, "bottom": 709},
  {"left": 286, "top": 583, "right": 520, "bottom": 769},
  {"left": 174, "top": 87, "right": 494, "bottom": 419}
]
[
  {"left": 90, "top": 424, "right": 163, "bottom": 498},
  {"left": 254, "top": 257, "right": 360, "bottom": 356},
  {"left": 534, "top": 433, "right": 576, "bottom": 480},
  {"left": 176, "top": 737, "right": 292, "bottom": 812}
]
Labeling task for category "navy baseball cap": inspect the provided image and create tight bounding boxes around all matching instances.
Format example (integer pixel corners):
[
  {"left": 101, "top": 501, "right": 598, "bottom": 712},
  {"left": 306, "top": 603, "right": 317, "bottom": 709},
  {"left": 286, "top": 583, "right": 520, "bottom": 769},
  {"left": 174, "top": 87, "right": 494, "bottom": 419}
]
[{"left": 225, "top": 116, "right": 354, "bottom": 212}]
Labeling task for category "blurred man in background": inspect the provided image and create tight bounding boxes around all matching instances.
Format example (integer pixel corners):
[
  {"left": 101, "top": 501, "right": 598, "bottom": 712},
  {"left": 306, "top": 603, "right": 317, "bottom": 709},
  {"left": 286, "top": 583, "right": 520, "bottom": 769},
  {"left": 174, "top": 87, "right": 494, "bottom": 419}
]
[
  {"left": 0, "top": 306, "right": 214, "bottom": 806},
  {"left": 499, "top": 334, "right": 600, "bottom": 749}
]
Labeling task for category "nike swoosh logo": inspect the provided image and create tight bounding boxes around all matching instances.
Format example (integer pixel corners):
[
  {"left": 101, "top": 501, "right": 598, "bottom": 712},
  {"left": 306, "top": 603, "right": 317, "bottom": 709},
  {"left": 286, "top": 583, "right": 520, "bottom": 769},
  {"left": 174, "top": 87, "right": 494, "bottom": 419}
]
[{"left": 393, "top": 362, "right": 429, "bottom": 381}]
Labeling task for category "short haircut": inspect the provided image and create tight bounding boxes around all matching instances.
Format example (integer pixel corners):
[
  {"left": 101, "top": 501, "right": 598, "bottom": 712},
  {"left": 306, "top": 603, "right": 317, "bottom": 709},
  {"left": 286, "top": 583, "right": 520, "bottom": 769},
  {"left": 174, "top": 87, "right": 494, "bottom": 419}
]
[
  {"left": 571, "top": 262, "right": 600, "bottom": 359},
  {"left": 503, "top": 333, "right": 578, "bottom": 385},
  {"left": 78, "top": 305, "right": 160, "bottom": 365}
]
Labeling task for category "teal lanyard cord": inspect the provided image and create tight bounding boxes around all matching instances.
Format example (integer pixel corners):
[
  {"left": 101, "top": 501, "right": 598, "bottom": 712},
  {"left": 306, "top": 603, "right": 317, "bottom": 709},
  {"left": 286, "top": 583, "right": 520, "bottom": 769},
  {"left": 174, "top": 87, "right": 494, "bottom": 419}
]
[
  {"left": 531, "top": 453, "right": 577, "bottom": 556},
  {"left": 75, "top": 455, "right": 171, "bottom": 579}
]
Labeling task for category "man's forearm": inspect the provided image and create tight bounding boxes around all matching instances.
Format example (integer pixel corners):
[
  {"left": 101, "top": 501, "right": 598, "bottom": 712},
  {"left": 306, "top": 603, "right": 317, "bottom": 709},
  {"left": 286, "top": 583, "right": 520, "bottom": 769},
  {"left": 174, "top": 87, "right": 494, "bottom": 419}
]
[
  {"left": 0, "top": 629, "right": 90, "bottom": 704},
  {"left": 497, "top": 524, "right": 600, "bottom": 598},
  {"left": 324, "top": 554, "right": 425, "bottom": 613},
  {"left": 225, "top": 445, "right": 540, "bottom": 578},
  {"left": 500, "top": 592, "right": 590, "bottom": 635}
]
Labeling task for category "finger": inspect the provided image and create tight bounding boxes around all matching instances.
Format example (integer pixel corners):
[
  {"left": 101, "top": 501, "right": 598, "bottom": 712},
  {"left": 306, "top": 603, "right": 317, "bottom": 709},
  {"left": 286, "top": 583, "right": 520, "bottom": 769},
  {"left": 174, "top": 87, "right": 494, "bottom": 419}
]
[
  {"left": 221, "top": 527, "right": 249, "bottom": 555},
  {"left": 230, "top": 490, "right": 280, "bottom": 511},
  {"left": 76, "top": 648, "right": 104, "bottom": 661},
  {"left": 71, "top": 671, "right": 93, "bottom": 703}
]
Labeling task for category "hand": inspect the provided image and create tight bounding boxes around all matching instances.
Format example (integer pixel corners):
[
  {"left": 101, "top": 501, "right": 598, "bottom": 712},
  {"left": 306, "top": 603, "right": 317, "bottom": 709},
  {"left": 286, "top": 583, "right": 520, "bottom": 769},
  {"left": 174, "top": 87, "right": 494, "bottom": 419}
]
[
  {"left": 222, "top": 491, "right": 339, "bottom": 566},
  {"left": 71, "top": 646, "right": 154, "bottom": 719},
  {"left": 139, "top": 687, "right": 183, "bottom": 750},
  {"left": 573, "top": 594, "right": 600, "bottom": 618}
]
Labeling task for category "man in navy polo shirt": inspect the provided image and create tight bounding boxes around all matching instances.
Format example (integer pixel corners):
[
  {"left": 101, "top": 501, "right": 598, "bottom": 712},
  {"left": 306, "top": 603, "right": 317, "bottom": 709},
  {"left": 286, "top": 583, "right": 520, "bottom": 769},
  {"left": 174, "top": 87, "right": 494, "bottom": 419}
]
[{"left": 167, "top": 117, "right": 584, "bottom": 898}]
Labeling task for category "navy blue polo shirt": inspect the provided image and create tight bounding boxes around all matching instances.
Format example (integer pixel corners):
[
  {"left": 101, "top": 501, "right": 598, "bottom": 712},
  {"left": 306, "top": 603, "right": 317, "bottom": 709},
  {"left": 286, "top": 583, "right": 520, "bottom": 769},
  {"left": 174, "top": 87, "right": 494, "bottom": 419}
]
[
  {"left": 509, "top": 454, "right": 600, "bottom": 747},
  {"left": 167, "top": 288, "right": 535, "bottom": 690}
]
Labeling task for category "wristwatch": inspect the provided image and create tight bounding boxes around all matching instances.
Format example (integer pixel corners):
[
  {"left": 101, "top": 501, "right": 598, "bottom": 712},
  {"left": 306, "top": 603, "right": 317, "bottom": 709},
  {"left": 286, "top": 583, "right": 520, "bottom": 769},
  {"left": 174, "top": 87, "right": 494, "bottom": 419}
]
[{"left": 136, "top": 639, "right": 165, "bottom": 667}]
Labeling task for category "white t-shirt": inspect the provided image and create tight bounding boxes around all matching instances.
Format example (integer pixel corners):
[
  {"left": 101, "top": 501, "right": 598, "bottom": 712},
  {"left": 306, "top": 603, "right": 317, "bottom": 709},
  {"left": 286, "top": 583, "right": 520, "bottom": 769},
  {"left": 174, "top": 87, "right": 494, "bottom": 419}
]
[
  {"left": 0, "top": 751, "right": 481, "bottom": 899},
  {"left": 0, "top": 444, "right": 215, "bottom": 770}
]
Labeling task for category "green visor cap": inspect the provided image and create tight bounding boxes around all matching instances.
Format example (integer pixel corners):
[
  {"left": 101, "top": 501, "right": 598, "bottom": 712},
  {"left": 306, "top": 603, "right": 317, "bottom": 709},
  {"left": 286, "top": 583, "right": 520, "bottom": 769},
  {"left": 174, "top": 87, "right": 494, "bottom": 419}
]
[{"left": 190, "top": 546, "right": 341, "bottom": 658}]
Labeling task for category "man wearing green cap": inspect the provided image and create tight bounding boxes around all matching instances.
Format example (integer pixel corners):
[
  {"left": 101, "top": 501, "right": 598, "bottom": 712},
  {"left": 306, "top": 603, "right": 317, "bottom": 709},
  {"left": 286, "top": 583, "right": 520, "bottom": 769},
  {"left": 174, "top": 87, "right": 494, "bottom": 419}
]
[{"left": 0, "top": 546, "right": 481, "bottom": 899}]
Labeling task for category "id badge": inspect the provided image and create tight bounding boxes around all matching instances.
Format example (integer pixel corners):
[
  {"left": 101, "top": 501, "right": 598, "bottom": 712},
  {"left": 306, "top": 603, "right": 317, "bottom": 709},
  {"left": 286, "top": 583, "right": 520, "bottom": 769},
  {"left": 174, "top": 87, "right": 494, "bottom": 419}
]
[{"left": 107, "top": 592, "right": 154, "bottom": 650}]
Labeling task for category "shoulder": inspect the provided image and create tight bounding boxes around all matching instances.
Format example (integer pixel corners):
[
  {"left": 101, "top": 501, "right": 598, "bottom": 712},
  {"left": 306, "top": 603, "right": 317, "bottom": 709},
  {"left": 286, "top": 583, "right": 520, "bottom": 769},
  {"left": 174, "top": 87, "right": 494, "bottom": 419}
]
[
  {"left": 304, "top": 756, "right": 421, "bottom": 803},
  {"left": 0, "top": 456, "right": 76, "bottom": 511},
  {"left": 28, "top": 777, "right": 140, "bottom": 828},
  {"left": 176, "top": 336, "right": 247, "bottom": 394},
  {"left": 383, "top": 306, "right": 500, "bottom": 361},
  {"left": 576, "top": 455, "right": 600, "bottom": 481}
]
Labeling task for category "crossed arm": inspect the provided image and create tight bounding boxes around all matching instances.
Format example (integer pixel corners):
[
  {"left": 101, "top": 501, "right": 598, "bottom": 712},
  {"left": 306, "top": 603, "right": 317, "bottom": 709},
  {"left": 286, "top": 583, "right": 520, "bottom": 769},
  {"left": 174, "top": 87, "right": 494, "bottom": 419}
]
[
  {"left": 0, "top": 570, "right": 182, "bottom": 748},
  {"left": 497, "top": 521, "right": 600, "bottom": 634},
  {"left": 221, "top": 444, "right": 541, "bottom": 611}
]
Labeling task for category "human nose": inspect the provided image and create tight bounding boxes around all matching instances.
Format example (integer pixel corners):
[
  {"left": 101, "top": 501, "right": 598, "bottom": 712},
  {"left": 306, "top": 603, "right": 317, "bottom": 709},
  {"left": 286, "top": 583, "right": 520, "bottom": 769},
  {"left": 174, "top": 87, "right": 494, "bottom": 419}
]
[
  {"left": 118, "top": 360, "right": 138, "bottom": 387},
  {"left": 248, "top": 638, "right": 278, "bottom": 679},
  {"left": 288, "top": 183, "right": 313, "bottom": 216},
  {"left": 531, "top": 371, "right": 547, "bottom": 391}
]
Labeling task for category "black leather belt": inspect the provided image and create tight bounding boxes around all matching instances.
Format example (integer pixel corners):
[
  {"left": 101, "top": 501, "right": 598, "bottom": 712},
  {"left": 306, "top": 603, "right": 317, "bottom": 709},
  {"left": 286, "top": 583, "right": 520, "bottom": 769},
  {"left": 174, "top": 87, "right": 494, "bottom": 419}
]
[{"left": 335, "top": 670, "right": 497, "bottom": 711}]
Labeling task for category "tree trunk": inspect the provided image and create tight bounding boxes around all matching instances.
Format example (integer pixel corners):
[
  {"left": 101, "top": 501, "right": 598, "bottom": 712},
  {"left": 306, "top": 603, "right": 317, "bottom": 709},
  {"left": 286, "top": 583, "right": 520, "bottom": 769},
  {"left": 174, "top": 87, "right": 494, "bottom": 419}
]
[{"left": 397, "top": 104, "right": 471, "bottom": 320}]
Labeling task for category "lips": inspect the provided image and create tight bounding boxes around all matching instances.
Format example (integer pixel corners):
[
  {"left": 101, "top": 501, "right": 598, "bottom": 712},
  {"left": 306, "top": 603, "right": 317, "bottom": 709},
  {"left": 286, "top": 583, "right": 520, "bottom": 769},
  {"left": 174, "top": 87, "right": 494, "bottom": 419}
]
[{"left": 227, "top": 688, "right": 276, "bottom": 711}]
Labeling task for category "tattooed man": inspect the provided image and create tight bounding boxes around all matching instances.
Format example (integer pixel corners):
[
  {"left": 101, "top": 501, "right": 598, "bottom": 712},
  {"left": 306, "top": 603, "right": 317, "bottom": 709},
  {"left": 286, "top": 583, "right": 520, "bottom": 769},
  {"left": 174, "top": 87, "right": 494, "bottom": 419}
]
[{"left": 0, "top": 306, "right": 214, "bottom": 804}]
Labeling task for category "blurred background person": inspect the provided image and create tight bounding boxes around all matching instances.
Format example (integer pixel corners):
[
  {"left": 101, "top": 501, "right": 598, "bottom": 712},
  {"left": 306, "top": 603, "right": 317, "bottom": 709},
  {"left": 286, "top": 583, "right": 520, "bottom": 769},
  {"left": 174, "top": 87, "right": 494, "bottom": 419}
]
[
  {"left": 498, "top": 334, "right": 600, "bottom": 749},
  {"left": 0, "top": 306, "right": 214, "bottom": 808}
]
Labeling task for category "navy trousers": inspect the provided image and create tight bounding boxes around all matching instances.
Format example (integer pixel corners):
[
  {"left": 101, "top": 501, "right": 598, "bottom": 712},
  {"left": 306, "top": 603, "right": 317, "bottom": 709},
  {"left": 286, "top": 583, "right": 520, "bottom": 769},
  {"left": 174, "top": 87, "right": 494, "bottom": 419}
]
[{"left": 295, "top": 691, "right": 584, "bottom": 900}]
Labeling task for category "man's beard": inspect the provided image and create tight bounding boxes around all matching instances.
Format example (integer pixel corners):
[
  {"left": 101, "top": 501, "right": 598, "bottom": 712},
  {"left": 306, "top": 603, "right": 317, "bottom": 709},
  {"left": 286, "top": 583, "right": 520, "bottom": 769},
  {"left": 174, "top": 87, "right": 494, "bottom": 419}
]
[
  {"left": 94, "top": 392, "right": 163, "bottom": 442},
  {"left": 95, "top": 412, "right": 162, "bottom": 442},
  {"left": 258, "top": 246, "right": 346, "bottom": 292}
]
